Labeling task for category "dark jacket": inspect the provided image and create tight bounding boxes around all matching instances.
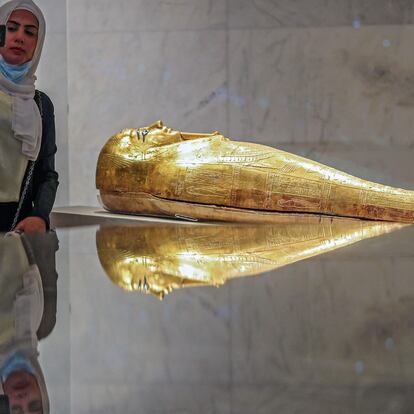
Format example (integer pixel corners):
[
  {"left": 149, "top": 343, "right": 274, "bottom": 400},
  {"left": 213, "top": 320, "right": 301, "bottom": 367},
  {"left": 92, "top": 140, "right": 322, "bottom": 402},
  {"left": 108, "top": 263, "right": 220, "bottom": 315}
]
[{"left": 0, "top": 90, "right": 59, "bottom": 232}]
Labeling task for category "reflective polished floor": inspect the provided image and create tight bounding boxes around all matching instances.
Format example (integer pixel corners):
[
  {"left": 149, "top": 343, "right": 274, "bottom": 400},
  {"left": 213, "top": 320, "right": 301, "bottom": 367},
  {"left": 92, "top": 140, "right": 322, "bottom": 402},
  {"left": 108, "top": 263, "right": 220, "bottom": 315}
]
[{"left": 6, "top": 208, "right": 414, "bottom": 413}]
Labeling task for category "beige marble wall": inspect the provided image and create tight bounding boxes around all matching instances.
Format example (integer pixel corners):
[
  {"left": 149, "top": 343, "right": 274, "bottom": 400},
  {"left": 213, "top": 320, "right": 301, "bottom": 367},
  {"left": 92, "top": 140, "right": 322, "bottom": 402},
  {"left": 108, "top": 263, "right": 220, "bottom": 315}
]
[
  {"left": 67, "top": 0, "right": 414, "bottom": 206},
  {"left": 229, "top": 0, "right": 414, "bottom": 28}
]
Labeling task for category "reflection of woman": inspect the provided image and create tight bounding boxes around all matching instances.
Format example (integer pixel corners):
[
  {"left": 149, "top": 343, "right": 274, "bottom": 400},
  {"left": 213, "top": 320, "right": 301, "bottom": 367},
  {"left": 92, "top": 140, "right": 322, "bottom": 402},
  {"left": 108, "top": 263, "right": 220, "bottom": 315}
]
[
  {"left": 0, "top": 233, "right": 49, "bottom": 413},
  {"left": 0, "top": 0, "right": 58, "bottom": 233}
]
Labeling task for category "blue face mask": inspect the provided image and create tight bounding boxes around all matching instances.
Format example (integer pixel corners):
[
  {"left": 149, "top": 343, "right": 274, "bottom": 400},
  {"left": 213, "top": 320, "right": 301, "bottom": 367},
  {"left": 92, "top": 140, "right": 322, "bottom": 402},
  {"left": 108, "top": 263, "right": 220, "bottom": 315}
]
[
  {"left": 0, "top": 55, "right": 32, "bottom": 83},
  {"left": 0, "top": 352, "right": 36, "bottom": 382}
]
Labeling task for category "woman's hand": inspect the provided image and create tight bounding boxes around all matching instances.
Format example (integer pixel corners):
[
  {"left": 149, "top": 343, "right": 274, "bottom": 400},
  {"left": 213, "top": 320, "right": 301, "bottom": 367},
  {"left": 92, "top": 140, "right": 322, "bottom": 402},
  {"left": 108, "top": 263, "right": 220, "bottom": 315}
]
[{"left": 15, "top": 216, "right": 47, "bottom": 233}]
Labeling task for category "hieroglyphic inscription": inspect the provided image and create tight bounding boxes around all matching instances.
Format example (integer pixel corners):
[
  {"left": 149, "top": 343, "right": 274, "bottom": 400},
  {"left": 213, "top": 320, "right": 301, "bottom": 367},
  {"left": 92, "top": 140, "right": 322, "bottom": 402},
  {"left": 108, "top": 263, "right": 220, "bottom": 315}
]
[
  {"left": 264, "top": 173, "right": 277, "bottom": 209},
  {"left": 183, "top": 167, "right": 232, "bottom": 201},
  {"left": 365, "top": 192, "right": 414, "bottom": 210},
  {"left": 180, "top": 226, "right": 233, "bottom": 252},
  {"left": 263, "top": 174, "right": 321, "bottom": 210},
  {"left": 265, "top": 225, "right": 326, "bottom": 246},
  {"left": 272, "top": 174, "right": 324, "bottom": 199},
  {"left": 174, "top": 168, "right": 187, "bottom": 197},
  {"left": 358, "top": 189, "right": 369, "bottom": 209},
  {"left": 230, "top": 166, "right": 241, "bottom": 205},
  {"left": 320, "top": 183, "right": 333, "bottom": 213}
]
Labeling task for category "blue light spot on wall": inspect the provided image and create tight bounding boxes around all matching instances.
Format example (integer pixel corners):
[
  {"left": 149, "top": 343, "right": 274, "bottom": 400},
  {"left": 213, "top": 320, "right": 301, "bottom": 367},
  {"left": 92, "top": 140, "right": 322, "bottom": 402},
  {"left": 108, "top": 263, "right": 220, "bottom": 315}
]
[
  {"left": 352, "top": 20, "right": 361, "bottom": 29},
  {"left": 383, "top": 39, "right": 391, "bottom": 48},
  {"left": 216, "top": 86, "right": 229, "bottom": 99},
  {"left": 232, "top": 95, "right": 246, "bottom": 108},
  {"left": 162, "top": 69, "right": 172, "bottom": 82},
  {"left": 258, "top": 97, "right": 270, "bottom": 110},
  {"left": 215, "top": 86, "right": 246, "bottom": 108},
  {"left": 355, "top": 360, "right": 365, "bottom": 375},
  {"left": 217, "top": 306, "right": 231, "bottom": 320},
  {"left": 385, "top": 337, "right": 395, "bottom": 350}
]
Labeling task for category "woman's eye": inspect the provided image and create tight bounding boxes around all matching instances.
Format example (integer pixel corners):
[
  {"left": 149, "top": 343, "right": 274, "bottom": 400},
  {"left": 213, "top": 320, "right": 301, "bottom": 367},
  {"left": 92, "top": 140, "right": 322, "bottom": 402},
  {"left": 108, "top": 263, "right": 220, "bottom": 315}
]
[
  {"left": 7, "top": 26, "right": 17, "bottom": 32},
  {"left": 25, "top": 30, "right": 36, "bottom": 37}
]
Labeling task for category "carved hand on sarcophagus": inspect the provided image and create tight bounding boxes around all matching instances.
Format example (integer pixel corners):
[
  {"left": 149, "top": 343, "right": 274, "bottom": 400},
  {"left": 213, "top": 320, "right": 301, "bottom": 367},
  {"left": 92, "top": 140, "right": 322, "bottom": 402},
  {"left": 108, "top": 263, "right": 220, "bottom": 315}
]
[{"left": 96, "top": 120, "right": 414, "bottom": 223}]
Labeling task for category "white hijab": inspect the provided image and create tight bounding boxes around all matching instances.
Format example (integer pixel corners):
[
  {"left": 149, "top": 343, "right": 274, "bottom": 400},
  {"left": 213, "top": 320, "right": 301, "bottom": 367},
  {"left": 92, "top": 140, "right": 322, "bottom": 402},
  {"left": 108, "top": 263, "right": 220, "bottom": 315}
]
[{"left": 0, "top": 0, "right": 45, "bottom": 161}]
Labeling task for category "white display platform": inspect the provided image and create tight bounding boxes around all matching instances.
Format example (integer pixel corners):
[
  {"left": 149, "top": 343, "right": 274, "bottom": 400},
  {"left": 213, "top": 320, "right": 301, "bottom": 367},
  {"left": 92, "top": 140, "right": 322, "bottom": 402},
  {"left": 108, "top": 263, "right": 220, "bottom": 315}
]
[{"left": 51, "top": 206, "right": 194, "bottom": 227}]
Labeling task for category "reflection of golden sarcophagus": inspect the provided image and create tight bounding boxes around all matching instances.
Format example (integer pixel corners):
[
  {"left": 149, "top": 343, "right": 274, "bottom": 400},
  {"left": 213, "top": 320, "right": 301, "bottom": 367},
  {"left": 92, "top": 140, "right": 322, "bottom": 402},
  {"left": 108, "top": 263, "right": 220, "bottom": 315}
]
[
  {"left": 96, "top": 121, "right": 414, "bottom": 223},
  {"left": 96, "top": 219, "right": 404, "bottom": 299}
]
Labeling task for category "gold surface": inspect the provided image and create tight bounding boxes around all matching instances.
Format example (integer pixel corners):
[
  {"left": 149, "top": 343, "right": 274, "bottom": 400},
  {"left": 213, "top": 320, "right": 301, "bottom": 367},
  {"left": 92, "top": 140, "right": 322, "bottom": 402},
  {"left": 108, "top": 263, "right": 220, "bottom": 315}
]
[
  {"left": 96, "top": 219, "right": 405, "bottom": 299},
  {"left": 96, "top": 121, "right": 414, "bottom": 223}
]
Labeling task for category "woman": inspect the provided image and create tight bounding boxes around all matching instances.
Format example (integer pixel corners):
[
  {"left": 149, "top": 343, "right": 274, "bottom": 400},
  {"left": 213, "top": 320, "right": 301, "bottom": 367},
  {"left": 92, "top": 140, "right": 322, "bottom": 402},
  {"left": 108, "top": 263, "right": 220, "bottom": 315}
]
[
  {"left": 0, "top": 0, "right": 58, "bottom": 233},
  {"left": 0, "top": 232, "right": 50, "bottom": 413}
]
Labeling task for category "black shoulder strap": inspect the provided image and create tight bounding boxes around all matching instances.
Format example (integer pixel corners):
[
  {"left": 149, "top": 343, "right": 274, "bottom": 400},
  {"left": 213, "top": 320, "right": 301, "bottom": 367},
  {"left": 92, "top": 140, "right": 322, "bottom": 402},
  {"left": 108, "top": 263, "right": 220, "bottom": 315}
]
[{"left": 34, "top": 90, "right": 43, "bottom": 118}]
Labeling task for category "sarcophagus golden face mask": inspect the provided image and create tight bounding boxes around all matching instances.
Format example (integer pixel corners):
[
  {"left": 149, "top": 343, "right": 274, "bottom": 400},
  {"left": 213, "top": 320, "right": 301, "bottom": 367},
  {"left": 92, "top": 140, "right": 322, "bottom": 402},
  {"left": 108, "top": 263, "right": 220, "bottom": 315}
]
[{"left": 96, "top": 120, "right": 414, "bottom": 223}]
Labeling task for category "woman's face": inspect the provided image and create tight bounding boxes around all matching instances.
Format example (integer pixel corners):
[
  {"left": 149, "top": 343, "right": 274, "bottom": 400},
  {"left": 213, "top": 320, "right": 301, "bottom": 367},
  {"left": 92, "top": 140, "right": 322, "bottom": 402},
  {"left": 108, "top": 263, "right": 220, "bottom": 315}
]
[
  {"left": 0, "top": 9, "right": 38, "bottom": 65},
  {"left": 3, "top": 371, "right": 43, "bottom": 413}
]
